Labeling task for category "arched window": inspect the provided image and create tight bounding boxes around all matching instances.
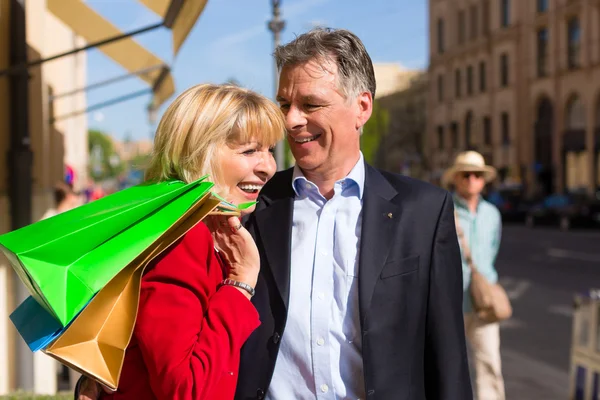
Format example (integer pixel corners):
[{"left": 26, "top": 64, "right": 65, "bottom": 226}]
[
  {"left": 595, "top": 95, "right": 600, "bottom": 129},
  {"left": 534, "top": 97, "right": 554, "bottom": 194},
  {"left": 564, "top": 94, "right": 587, "bottom": 190},
  {"left": 595, "top": 95, "right": 600, "bottom": 187},
  {"left": 565, "top": 95, "right": 585, "bottom": 130}
]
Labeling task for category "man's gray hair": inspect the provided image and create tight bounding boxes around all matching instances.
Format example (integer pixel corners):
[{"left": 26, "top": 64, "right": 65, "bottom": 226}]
[{"left": 274, "top": 28, "right": 376, "bottom": 100}]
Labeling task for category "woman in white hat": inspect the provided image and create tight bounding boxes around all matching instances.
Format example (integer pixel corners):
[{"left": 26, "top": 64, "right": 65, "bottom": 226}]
[{"left": 443, "top": 151, "right": 506, "bottom": 400}]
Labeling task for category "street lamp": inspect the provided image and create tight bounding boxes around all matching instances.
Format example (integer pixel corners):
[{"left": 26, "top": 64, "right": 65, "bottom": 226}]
[
  {"left": 147, "top": 101, "right": 158, "bottom": 138},
  {"left": 268, "top": 0, "right": 286, "bottom": 170}
]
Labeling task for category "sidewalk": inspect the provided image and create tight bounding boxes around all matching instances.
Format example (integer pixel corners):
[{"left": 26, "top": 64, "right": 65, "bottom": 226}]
[
  {"left": 468, "top": 346, "right": 569, "bottom": 399},
  {"left": 502, "top": 347, "right": 569, "bottom": 399}
]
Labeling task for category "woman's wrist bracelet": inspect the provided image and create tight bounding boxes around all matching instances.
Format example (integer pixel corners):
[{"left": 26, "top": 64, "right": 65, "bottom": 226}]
[{"left": 219, "top": 279, "right": 256, "bottom": 297}]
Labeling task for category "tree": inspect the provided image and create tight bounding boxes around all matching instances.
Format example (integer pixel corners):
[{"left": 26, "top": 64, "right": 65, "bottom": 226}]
[
  {"left": 129, "top": 152, "right": 152, "bottom": 172},
  {"left": 88, "top": 129, "right": 125, "bottom": 181},
  {"left": 361, "top": 100, "right": 390, "bottom": 165}
]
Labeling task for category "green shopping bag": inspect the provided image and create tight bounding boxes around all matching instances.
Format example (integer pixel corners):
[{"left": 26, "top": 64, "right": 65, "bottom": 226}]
[{"left": 0, "top": 178, "right": 214, "bottom": 327}]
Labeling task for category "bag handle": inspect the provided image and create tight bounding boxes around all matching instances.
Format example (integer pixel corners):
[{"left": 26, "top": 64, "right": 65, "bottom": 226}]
[{"left": 454, "top": 210, "right": 477, "bottom": 273}]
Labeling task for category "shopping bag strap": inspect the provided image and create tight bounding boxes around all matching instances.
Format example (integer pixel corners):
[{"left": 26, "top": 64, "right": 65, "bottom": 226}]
[{"left": 454, "top": 210, "right": 477, "bottom": 273}]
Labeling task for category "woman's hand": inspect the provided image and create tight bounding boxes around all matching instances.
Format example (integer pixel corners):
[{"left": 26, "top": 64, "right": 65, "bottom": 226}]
[
  {"left": 77, "top": 377, "right": 109, "bottom": 400},
  {"left": 206, "top": 215, "right": 260, "bottom": 296}
]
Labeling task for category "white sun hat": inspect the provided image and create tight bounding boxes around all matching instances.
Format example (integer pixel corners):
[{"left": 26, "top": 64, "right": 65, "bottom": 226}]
[{"left": 441, "top": 151, "right": 497, "bottom": 188}]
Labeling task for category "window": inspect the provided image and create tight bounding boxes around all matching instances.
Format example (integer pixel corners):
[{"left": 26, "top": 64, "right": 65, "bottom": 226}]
[
  {"left": 437, "top": 74, "right": 444, "bottom": 102},
  {"left": 467, "top": 65, "right": 474, "bottom": 95},
  {"left": 537, "top": 0, "right": 548, "bottom": 13},
  {"left": 501, "top": 0, "right": 510, "bottom": 27},
  {"left": 465, "top": 112, "right": 473, "bottom": 149},
  {"left": 501, "top": 112, "right": 510, "bottom": 145},
  {"left": 437, "top": 18, "right": 445, "bottom": 54},
  {"left": 566, "top": 95, "right": 585, "bottom": 130},
  {"left": 482, "top": 0, "right": 490, "bottom": 35},
  {"left": 458, "top": 10, "right": 466, "bottom": 44},
  {"left": 479, "top": 61, "right": 487, "bottom": 92},
  {"left": 537, "top": 28, "right": 548, "bottom": 77},
  {"left": 568, "top": 17, "right": 581, "bottom": 69},
  {"left": 500, "top": 53, "right": 509, "bottom": 87},
  {"left": 596, "top": 306, "right": 600, "bottom": 352},
  {"left": 483, "top": 116, "right": 492, "bottom": 145},
  {"left": 455, "top": 69, "right": 462, "bottom": 98},
  {"left": 437, "top": 126, "right": 445, "bottom": 149},
  {"left": 469, "top": 5, "right": 478, "bottom": 39},
  {"left": 450, "top": 122, "right": 459, "bottom": 148}
]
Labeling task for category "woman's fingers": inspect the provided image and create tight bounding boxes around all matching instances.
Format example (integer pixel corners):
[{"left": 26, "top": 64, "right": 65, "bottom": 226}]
[
  {"left": 77, "top": 378, "right": 101, "bottom": 400},
  {"left": 205, "top": 215, "right": 218, "bottom": 233},
  {"left": 226, "top": 216, "right": 243, "bottom": 233}
]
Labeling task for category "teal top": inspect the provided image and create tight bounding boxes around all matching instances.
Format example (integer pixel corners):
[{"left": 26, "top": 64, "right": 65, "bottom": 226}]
[{"left": 453, "top": 194, "right": 502, "bottom": 313}]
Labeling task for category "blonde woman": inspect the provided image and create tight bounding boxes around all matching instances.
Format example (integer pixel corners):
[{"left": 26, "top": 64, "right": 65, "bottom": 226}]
[{"left": 77, "top": 83, "right": 285, "bottom": 400}]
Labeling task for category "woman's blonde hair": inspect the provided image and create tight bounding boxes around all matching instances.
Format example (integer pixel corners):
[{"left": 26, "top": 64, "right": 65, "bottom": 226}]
[{"left": 145, "top": 83, "right": 286, "bottom": 185}]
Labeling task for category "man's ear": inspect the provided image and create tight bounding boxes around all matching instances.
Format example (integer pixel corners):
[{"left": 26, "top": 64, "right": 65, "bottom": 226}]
[{"left": 356, "top": 91, "right": 373, "bottom": 131}]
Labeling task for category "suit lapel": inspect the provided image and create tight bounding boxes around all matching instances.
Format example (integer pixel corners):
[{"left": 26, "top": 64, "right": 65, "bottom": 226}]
[
  {"left": 358, "top": 165, "right": 403, "bottom": 325},
  {"left": 253, "top": 165, "right": 405, "bottom": 318},
  {"left": 254, "top": 170, "right": 295, "bottom": 309}
]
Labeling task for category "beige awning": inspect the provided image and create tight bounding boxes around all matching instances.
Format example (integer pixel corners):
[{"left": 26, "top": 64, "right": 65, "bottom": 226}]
[
  {"left": 47, "top": 0, "right": 175, "bottom": 108},
  {"left": 137, "top": 0, "right": 208, "bottom": 55}
]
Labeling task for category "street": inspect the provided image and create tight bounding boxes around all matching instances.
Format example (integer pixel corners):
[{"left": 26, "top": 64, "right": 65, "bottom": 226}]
[{"left": 493, "top": 224, "right": 600, "bottom": 399}]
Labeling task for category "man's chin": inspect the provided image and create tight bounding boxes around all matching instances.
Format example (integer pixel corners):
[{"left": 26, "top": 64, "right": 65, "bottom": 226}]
[{"left": 293, "top": 154, "right": 322, "bottom": 171}]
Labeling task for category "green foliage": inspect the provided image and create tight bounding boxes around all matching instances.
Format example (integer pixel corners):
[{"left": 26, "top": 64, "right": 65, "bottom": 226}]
[
  {"left": 361, "top": 101, "right": 390, "bottom": 164},
  {"left": 128, "top": 152, "right": 152, "bottom": 172},
  {"left": 284, "top": 140, "right": 295, "bottom": 169},
  {"left": 88, "top": 129, "right": 125, "bottom": 181}
]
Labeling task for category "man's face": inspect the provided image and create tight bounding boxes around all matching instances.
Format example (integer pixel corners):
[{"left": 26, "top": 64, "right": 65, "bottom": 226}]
[
  {"left": 454, "top": 171, "right": 486, "bottom": 198},
  {"left": 276, "top": 58, "right": 371, "bottom": 176}
]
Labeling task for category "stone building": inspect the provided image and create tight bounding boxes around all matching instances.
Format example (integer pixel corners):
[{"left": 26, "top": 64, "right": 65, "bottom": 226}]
[{"left": 428, "top": 0, "right": 600, "bottom": 195}]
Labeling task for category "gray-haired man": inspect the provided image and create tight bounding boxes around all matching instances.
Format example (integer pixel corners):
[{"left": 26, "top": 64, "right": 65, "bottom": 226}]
[{"left": 236, "top": 28, "right": 472, "bottom": 400}]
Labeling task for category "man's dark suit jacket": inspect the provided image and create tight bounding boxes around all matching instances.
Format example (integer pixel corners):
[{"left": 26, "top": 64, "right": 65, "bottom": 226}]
[{"left": 236, "top": 163, "right": 473, "bottom": 400}]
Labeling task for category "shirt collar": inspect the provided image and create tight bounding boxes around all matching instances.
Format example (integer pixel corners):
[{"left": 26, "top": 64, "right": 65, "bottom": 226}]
[
  {"left": 453, "top": 192, "right": 483, "bottom": 212},
  {"left": 292, "top": 152, "right": 365, "bottom": 199}
]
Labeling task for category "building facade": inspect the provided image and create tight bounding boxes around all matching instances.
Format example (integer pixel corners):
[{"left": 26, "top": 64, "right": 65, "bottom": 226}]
[
  {"left": 374, "top": 63, "right": 423, "bottom": 98},
  {"left": 428, "top": 0, "right": 600, "bottom": 196},
  {"left": 376, "top": 72, "right": 429, "bottom": 179},
  {"left": 0, "top": 0, "right": 206, "bottom": 395},
  {"left": 0, "top": 0, "right": 88, "bottom": 394}
]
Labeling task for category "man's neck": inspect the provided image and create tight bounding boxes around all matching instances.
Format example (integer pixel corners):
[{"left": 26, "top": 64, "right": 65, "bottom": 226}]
[
  {"left": 301, "top": 154, "right": 361, "bottom": 200},
  {"left": 457, "top": 193, "right": 480, "bottom": 213}
]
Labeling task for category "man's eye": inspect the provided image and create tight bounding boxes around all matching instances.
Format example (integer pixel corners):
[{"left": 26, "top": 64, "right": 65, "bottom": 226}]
[
  {"left": 305, "top": 104, "right": 320, "bottom": 109},
  {"left": 279, "top": 104, "right": 290, "bottom": 110}
]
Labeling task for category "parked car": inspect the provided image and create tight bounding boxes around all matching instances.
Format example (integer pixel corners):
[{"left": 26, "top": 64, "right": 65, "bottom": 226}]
[
  {"left": 486, "top": 185, "right": 531, "bottom": 223},
  {"left": 525, "top": 190, "right": 600, "bottom": 230}
]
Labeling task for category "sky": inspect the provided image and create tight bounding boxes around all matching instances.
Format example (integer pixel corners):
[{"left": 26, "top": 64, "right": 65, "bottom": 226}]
[{"left": 85, "top": 0, "right": 428, "bottom": 141}]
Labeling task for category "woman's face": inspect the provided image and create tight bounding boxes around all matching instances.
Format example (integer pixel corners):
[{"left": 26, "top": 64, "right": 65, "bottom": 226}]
[{"left": 217, "top": 139, "right": 277, "bottom": 214}]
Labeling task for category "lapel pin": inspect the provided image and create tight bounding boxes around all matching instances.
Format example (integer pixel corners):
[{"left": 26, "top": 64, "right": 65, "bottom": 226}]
[{"left": 387, "top": 213, "right": 393, "bottom": 219}]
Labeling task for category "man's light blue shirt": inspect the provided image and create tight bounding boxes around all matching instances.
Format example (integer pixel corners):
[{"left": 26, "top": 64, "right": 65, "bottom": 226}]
[
  {"left": 266, "top": 153, "right": 366, "bottom": 400},
  {"left": 453, "top": 194, "right": 502, "bottom": 313}
]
